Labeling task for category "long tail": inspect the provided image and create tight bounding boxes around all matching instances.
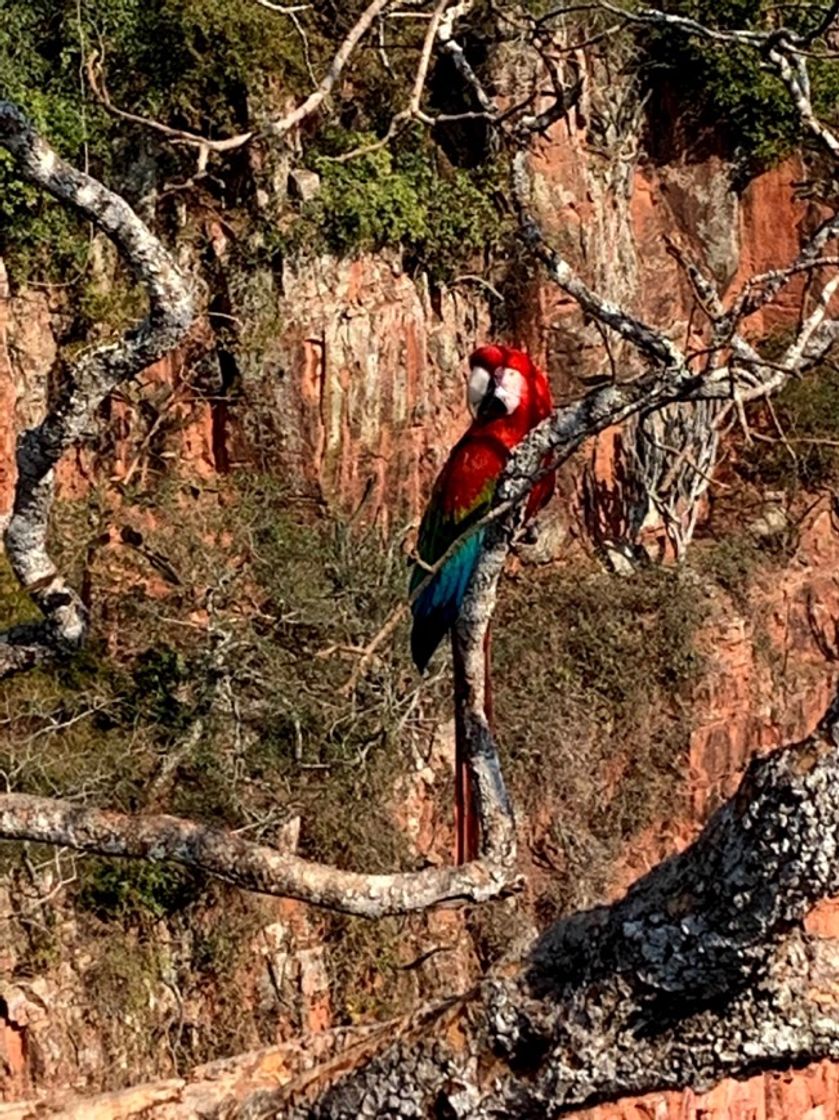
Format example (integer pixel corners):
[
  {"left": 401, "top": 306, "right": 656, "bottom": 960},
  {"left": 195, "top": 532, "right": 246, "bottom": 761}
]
[{"left": 452, "top": 628, "right": 492, "bottom": 864}]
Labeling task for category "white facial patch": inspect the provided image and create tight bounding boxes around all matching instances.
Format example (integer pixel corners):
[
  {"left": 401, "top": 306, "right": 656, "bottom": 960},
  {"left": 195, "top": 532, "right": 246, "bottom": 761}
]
[
  {"left": 493, "top": 367, "right": 525, "bottom": 415},
  {"left": 467, "top": 364, "right": 491, "bottom": 417}
]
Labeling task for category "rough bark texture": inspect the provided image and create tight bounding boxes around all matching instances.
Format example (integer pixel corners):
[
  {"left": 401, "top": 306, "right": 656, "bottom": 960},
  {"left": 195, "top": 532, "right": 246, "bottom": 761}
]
[
  {"left": 9, "top": 692, "right": 839, "bottom": 1118},
  {"left": 266, "top": 695, "right": 839, "bottom": 1118},
  {"left": 0, "top": 102, "right": 194, "bottom": 675}
]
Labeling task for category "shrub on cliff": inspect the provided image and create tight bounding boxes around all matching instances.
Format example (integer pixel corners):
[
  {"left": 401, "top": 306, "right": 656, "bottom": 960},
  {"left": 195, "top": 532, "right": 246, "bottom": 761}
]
[
  {"left": 640, "top": 0, "right": 839, "bottom": 166},
  {"left": 288, "top": 127, "right": 507, "bottom": 279}
]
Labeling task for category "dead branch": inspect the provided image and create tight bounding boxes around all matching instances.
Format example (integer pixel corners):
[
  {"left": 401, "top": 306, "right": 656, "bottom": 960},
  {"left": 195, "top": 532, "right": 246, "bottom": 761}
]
[
  {"left": 85, "top": 51, "right": 255, "bottom": 170},
  {"left": 0, "top": 102, "right": 194, "bottom": 679},
  {"left": 769, "top": 37, "right": 839, "bottom": 157},
  {"left": 525, "top": 0, "right": 839, "bottom": 557},
  {"left": 264, "top": 0, "right": 403, "bottom": 140},
  {"left": 436, "top": 0, "right": 496, "bottom": 113},
  {"left": 0, "top": 99, "right": 524, "bottom": 916}
]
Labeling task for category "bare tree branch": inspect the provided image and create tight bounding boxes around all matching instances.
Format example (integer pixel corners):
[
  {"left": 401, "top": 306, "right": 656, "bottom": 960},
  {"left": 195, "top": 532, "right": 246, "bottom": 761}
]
[
  {"left": 86, "top": 51, "right": 255, "bottom": 166},
  {"left": 769, "top": 37, "right": 839, "bottom": 156},
  {"left": 0, "top": 103, "right": 523, "bottom": 918},
  {"left": 264, "top": 0, "right": 402, "bottom": 140},
  {"left": 27, "top": 686, "right": 839, "bottom": 1117},
  {"left": 86, "top": 0, "right": 404, "bottom": 162},
  {"left": 521, "top": 0, "right": 839, "bottom": 559},
  {"left": 0, "top": 103, "right": 194, "bottom": 678},
  {"left": 436, "top": 0, "right": 496, "bottom": 113},
  {"left": 513, "top": 154, "right": 684, "bottom": 369},
  {"left": 0, "top": 791, "right": 520, "bottom": 917}
]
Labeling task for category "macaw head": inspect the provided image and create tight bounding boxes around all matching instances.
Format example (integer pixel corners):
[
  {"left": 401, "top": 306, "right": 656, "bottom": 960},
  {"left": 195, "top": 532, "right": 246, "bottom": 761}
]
[{"left": 467, "top": 344, "right": 552, "bottom": 423}]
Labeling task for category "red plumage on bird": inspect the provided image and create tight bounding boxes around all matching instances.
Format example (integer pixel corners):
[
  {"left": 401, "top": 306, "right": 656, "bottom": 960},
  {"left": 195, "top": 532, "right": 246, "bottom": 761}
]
[{"left": 409, "top": 344, "right": 555, "bottom": 862}]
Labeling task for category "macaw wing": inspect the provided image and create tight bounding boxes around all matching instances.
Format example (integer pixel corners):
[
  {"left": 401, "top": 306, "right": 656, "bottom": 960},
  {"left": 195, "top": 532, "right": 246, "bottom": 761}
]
[{"left": 409, "top": 436, "right": 506, "bottom": 671}]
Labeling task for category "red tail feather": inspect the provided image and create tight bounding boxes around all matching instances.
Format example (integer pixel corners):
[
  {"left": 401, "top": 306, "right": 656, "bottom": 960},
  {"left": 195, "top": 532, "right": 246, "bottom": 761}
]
[{"left": 452, "top": 629, "right": 492, "bottom": 864}]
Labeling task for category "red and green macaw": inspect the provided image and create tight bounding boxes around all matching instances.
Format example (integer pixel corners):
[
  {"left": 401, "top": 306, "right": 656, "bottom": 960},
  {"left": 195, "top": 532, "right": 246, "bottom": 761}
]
[{"left": 409, "top": 343, "right": 555, "bottom": 862}]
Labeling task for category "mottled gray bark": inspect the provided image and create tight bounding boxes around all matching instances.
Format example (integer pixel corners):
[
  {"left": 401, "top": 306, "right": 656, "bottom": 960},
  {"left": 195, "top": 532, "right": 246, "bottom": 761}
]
[
  {"left": 0, "top": 790, "right": 519, "bottom": 917},
  {"left": 0, "top": 102, "right": 194, "bottom": 676},
  {"left": 241, "top": 692, "right": 839, "bottom": 1118}
]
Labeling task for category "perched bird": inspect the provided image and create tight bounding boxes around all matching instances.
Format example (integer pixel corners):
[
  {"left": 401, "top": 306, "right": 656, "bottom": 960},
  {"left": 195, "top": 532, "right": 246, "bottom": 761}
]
[{"left": 409, "top": 344, "right": 555, "bottom": 862}]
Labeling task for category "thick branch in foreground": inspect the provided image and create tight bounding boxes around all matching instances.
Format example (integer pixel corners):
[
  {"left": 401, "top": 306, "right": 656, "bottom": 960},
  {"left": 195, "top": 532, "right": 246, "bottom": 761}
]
[
  {"left": 16, "top": 688, "right": 839, "bottom": 1118},
  {"left": 0, "top": 792, "right": 517, "bottom": 917},
  {"left": 0, "top": 103, "right": 194, "bottom": 676},
  {"left": 252, "top": 691, "right": 839, "bottom": 1116}
]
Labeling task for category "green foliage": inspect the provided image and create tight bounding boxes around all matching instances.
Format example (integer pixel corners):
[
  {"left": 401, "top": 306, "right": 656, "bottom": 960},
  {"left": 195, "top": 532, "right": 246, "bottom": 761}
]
[
  {"left": 737, "top": 363, "right": 839, "bottom": 492},
  {"left": 290, "top": 128, "right": 506, "bottom": 279},
  {"left": 77, "top": 858, "right": 198, "bottom": 923},
  {"left": 0, "top": 2, "right": 503, "bottom": 284},
  {"left": 326, "top": 914, "right": 409, "bottom": 1023},
  {"left": 87, "top": 936, "right": 160, "bottom": 1016},
  {"left": 0, "top": 557, "right": 41, "bottom": 628},
  {"left": 497, "top": 565, "right": 702, "bottom": 715},
  {"left": 129, "top": 645, "right": 191, "bottom": 729},
  {"left": 640, "top": 0, "right": 839, "bottom": 165},
  {"left": 201, "top": 475, "right": 422, "bottom": 869},
  {"left": 84, "top": 934, "right": 167, "bottom": 1086},
  {"left": 0, "top": 0, "right": 309, "bottom": 281},
  {"left": 2, "top": 473, "right": 425, "bottom": 874}
]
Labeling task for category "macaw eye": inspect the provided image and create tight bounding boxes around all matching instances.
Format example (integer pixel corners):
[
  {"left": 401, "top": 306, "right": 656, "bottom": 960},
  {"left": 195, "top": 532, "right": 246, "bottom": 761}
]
[
  {"left": 467, "top": 365, "right": 491, "bottom": 417},
  {"left": 493, "top": 367, "right": 524, "bottom": 414}
]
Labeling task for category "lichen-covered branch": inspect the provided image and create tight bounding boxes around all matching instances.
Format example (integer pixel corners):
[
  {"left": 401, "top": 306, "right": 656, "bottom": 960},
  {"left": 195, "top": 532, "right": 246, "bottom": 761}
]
[
  {"left": 25, "top": 688, "right": 839, "bottom": 1117},
  {"left": 0, "top": 102, "right": 195, "bottom": 676},
  {"left": 0, "top": 792, "right": 520, "bottom": 917},
  {"left": 247, "top": 691, "right": 839, "bottom": 1117},
  {"left": 0, "top": 103, "right": 523, "bottom": 919}
]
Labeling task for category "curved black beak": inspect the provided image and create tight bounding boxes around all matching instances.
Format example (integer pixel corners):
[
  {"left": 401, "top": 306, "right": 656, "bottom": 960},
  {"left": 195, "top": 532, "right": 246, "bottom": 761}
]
[{"left": 477, "top": 384, "right": 506, "bottom": 420}]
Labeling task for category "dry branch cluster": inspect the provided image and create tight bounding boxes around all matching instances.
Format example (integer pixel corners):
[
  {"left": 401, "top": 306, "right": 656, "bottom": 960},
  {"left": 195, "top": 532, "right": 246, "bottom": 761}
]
[{"left": 4, "top": 1, "right": 839, "bottom": 1115}]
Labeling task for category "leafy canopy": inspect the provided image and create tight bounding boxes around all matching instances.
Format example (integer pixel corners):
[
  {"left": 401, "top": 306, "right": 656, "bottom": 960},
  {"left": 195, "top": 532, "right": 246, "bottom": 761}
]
[{"left": 640, "top": 0, "right": 839, "bottom": 165}]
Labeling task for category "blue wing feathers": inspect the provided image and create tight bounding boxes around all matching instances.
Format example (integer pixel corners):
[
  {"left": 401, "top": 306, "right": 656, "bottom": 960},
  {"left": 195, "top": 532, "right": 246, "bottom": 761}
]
[{"left": 410, "top": 529, "right": 484, "bottom": 671}]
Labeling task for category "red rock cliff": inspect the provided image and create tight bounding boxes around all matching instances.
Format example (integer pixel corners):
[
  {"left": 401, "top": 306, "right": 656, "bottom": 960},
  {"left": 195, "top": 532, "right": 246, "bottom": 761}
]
[{"left": 2, "top": 84, "right": 839, "bottom": 1116}]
